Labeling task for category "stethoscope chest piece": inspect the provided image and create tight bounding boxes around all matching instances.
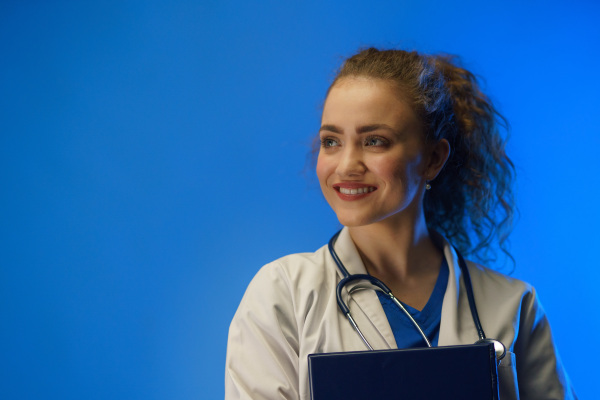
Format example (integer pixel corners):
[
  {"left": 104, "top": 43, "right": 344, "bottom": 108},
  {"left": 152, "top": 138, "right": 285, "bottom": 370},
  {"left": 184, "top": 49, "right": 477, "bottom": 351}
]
[{"left": 476, "top": 338, "right": 506, "bottom": 361}]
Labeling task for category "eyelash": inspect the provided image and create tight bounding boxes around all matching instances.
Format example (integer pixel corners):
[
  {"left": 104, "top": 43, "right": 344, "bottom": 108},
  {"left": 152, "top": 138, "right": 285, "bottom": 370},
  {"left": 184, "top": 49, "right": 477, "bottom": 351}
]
[
  {"left": 364, "top": 135, "right": 389, "bottom": 147},
  {"left": 320, "top": 135, "right": 390, "bottom": 149},
  {"left": 321, "top": 137, "right": 339, "bottom": 148}
]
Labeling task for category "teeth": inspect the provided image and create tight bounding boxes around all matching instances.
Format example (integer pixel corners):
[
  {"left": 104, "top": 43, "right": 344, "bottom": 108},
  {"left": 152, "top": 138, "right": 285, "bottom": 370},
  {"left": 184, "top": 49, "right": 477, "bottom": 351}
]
[{"left": 339, "top": 187, "right": 375, "bottom": 195}]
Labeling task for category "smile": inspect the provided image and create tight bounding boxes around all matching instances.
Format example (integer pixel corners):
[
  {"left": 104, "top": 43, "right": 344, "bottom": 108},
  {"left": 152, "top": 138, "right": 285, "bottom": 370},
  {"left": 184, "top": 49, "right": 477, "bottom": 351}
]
[
  {"left": 338, "top": 187, "right": 376, "bottom": 195},
  {"left": 333, "top": 184, "right": 377, "bottom": 201}
]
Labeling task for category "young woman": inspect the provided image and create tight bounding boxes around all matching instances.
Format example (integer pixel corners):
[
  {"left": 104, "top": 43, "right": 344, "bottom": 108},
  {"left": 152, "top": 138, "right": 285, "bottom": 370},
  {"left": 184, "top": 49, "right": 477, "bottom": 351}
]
[{"left": 225, "top": 48, "right": 576, "bottom": 399}]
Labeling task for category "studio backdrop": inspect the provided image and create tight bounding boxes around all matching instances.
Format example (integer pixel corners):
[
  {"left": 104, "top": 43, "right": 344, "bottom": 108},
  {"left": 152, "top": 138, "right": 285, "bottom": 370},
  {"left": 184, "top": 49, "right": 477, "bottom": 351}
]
[{"left": 1, "top": 0, "right": 598, "bottom": 398}]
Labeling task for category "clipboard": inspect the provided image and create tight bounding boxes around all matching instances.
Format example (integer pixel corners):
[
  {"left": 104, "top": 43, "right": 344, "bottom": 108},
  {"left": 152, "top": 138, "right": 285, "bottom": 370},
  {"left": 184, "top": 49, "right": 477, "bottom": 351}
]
[{"left": 308, "top": 343, "right": 499, "bottom": 400}]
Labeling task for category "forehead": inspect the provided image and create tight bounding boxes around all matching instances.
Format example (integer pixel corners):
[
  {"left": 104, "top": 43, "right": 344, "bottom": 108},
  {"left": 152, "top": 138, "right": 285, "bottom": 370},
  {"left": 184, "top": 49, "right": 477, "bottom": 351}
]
[{"left": 322, "top": 77, "right": 420, "bottom": 128}]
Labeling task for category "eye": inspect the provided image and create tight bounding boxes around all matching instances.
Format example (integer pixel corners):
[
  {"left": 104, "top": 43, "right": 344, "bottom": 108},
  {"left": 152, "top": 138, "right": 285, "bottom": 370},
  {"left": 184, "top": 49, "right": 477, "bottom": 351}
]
[
  {"left": 321, "top": 137, "right": 340, "bottom": 148},
  {"left": 364, "top": 136, "right": 388, "bottom": 147}
]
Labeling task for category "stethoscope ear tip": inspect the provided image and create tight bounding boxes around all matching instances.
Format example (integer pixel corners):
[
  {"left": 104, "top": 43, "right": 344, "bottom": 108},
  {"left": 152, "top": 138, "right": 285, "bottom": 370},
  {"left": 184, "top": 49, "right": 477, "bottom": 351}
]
[{"left": 476, "top": 338, "right": 506, "bottom": 361}]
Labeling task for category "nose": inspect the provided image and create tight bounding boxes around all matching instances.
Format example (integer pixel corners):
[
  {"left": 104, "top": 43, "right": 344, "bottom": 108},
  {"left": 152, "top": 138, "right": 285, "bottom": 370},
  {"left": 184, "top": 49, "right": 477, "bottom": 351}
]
[{"left": 335, "top": 146, "right": 366, "bottom": 178}]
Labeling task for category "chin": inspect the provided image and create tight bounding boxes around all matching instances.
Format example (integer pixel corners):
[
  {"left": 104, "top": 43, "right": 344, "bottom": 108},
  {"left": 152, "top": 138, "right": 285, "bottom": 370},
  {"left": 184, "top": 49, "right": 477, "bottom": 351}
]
[{"left": 335, "top": 213, "right": 378, "bottom": 228}]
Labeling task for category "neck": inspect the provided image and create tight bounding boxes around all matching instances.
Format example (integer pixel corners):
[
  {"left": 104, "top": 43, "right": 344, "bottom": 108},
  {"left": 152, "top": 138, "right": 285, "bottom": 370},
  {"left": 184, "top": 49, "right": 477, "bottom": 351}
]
[{"left": 348, "top": 212, "right": 441, "bottom": 280}]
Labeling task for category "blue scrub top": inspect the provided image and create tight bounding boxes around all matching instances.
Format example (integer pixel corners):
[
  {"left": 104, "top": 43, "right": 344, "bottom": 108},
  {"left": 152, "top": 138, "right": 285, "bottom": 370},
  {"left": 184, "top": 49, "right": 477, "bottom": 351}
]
[{"left": 376, "top": 258, "right": 449, "bottom": 348}]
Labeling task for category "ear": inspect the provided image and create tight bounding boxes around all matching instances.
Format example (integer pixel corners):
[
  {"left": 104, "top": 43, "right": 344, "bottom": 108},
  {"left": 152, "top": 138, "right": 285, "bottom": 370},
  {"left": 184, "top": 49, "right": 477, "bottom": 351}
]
[{"left": 425, "top": 139, "right": 450, "bottom": 181}]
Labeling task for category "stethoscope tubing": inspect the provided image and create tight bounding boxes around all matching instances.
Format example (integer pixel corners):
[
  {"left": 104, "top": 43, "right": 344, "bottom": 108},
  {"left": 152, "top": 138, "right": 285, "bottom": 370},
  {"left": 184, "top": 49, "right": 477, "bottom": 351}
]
[
  {"left": 336, "top": 273, "right": 432, "bottom": 348},
  {"left": 328, "top": 230, "right": 505, "bottom": 360}
]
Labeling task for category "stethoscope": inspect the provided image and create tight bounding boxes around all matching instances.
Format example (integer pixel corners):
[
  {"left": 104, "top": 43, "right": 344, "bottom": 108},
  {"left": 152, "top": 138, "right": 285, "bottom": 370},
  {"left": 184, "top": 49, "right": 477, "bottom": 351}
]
[{"left": 329, "top": 230, "right": 506, "bottom": 361}]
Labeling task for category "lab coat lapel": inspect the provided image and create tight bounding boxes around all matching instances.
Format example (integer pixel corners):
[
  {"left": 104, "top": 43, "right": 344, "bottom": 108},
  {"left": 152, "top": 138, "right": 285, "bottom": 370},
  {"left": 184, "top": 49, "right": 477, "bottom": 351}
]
[
  {"left": 334, "top": 228, "right": 397, "bottom": 349},
  {"left": 438, "top": 241, "right": 479, "bottom": 346}
]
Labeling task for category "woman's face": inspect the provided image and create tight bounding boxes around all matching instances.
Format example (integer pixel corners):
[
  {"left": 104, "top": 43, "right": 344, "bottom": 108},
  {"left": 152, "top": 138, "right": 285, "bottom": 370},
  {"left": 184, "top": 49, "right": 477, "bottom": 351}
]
[{"left": 317, "top": 77, "right": 439, "bottom": 228}]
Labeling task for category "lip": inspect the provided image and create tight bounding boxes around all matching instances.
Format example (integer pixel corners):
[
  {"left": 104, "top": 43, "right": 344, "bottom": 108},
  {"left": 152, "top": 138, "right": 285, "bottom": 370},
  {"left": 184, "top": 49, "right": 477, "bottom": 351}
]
[{"left": 332, "top": 182, "right": 377, "bottom": 201}]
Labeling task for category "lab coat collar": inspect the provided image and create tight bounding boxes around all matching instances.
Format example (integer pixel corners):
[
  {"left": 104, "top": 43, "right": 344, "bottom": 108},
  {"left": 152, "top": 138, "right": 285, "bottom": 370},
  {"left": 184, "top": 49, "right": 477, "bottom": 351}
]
[{"left": 332, "top": 228, "right": 367, "bottom": 277}]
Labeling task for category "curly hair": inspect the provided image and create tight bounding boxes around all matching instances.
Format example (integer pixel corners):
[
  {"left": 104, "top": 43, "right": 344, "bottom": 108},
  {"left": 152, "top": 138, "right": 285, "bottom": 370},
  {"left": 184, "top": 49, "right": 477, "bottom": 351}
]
[{"left": 327, "top": 48, "right": 516, "bottom": 266}]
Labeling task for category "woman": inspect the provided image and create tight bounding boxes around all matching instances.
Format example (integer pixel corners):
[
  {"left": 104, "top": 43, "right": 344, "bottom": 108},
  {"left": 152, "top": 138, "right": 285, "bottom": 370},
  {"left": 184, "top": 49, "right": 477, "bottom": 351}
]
[{"left": 225, "top": 48, "right": 575, "bottom": 399}]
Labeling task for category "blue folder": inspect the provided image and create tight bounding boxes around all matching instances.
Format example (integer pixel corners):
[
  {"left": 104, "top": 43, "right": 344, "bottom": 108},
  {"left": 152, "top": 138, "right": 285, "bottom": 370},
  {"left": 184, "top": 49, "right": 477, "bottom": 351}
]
[{"left": 308, "top": 343, "right": 499, "bottom": 400}]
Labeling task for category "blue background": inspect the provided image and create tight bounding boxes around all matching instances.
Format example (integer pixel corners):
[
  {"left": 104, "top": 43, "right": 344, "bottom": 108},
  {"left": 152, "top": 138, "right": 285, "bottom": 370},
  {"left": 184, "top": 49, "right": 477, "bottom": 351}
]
[{"left": 1, "top": 1, "right": 598, "bottom": 398}]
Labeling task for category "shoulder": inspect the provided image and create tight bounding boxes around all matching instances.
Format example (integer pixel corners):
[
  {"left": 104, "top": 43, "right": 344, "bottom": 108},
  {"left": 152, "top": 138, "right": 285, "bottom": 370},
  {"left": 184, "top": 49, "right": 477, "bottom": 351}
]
[
  {"left": 226, "top": 249, "right": 333, "bottom": 400},
  {"left": 232, "top": 244, "right": 337, "bottom": 327},
  {"left": 246, "top": 244, "right": 334, "bottom": 295},
  {"left": 462, "top": 261, "right": 543, "bottom": 343},
  {"left": 466, "top": 261, "right": 534, "bottom": 302},
  {"left": 437, "top": 231, "right": 534, "bottom": 305}
]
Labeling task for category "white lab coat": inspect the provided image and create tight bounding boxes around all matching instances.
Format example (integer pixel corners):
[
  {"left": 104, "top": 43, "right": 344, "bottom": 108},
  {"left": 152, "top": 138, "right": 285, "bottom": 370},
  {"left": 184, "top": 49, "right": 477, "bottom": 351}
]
[{"left": 225, "top": 228, "right": 576, "bottom": 399}]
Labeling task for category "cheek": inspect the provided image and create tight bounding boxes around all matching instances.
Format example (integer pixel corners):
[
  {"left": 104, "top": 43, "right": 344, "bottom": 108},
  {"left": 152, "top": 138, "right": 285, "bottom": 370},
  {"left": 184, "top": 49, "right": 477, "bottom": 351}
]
[
  {"left": 394, "top": 157, "right": 426, "bottom": 190},
  {"left": 371, "top": 159, "right": 404, "bottom": 183},
  {"left": 373, "top": 156, "right": 423, "bottom": 190},
  {"left": 315, "top": 155, "right": 330, "bottom": 185}
]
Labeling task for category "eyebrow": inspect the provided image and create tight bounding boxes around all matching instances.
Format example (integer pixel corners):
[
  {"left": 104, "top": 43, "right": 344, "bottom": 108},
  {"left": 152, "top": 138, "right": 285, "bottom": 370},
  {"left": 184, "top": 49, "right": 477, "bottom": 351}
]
[{"left": 319, "top": 124, "right": 396, "bottom": 134}]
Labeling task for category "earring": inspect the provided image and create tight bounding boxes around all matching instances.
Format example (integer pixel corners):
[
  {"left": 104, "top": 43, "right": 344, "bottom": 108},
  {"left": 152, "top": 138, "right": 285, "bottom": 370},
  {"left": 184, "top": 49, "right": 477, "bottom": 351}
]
[{"left": 425, "top": 181, "right": 432, "bottom": 190}]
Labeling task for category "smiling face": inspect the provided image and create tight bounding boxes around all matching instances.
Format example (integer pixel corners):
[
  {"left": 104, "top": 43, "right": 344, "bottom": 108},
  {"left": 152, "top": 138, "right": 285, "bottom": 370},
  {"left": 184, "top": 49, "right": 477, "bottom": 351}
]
[{"left": 317, "top": 77, "right": 444, "bottom": 229}]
